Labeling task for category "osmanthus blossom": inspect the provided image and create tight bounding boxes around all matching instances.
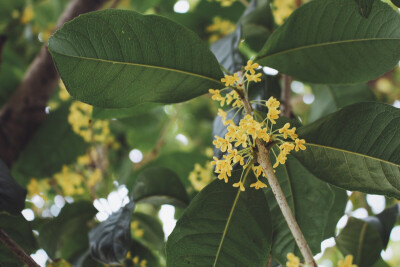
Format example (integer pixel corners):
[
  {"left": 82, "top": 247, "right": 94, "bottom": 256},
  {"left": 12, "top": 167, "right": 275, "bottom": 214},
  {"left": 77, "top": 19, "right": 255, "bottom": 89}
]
[{"left": 209, "top": 60, "right": 307, "bottom": 191}]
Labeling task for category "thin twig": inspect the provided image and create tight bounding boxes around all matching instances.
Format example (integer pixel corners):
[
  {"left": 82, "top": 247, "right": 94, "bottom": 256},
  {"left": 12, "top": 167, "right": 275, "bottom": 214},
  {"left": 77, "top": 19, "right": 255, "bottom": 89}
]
[
  {"left": 281, "top": 74, "right": 292, "bottom": 118},
  {"left": 239, "top": 91, "right": 317, "bottom": 267},
  {"left": 266, "top": 254, "right": 272, "bottom": 267},
  {"left": 0, "top": 228, "right": 39, "bottom": 267}
]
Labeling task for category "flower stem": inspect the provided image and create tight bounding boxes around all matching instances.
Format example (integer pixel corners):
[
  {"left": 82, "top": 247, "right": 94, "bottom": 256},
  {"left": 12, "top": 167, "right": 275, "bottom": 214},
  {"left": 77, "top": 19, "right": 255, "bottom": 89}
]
[{"left": 239, "top": 92, "right": 317, "bottom": 267}]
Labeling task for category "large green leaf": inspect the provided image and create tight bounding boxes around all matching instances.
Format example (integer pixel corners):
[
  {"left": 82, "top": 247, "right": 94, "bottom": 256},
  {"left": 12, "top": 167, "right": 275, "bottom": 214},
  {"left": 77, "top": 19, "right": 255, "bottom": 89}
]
[
  {"left": 308, "top": 83, "right": 376, "bottom": 123},
  {"left": 11, "top": 102, "right": 87, "bottom": 185},
  {"left": 323, "top": 186, "right": 348, "bottom": 240},
  {"left": 265, "top": 153, "right": 335, "bottom": 263},
  {"left": 256, "top": 0, "right": 400, "bottom": 84},
  {"left": 49, "top": 9, "right": 223, "bottom": 108},
  {"left": 37, "top": 202, "right": 96, "bottom": 262},
  {"left": 295, "top": 103, "right": 400, "bottom": 198},
  {"left": 166, "top": 179, "right": 272, "bottom": 267},
  {"left": 133, "top": 166, "right": 190, "bottom": 207},
  {"left": 0, "top": 213, "right": 38, "bottom": 267},
  {"left": 336, "top": 217, "right": 383, "bottom": 267}
]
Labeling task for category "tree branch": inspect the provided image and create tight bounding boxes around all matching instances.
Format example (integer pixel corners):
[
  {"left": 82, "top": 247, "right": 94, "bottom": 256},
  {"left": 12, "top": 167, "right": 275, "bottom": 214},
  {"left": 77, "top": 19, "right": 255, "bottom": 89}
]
[
  {"left": 0, "top": 228, "right": 39, "bottom": 267},
  {"left": 0, "top": 0, "right": 109, "bottom": 167},
  {"left": 239, "top": 91, "right": 317, "bottom": 267}
]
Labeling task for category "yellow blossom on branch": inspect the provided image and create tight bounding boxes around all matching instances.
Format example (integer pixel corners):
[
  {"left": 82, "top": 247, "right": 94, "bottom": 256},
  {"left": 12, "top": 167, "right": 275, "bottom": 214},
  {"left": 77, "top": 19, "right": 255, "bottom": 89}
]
[{"left": 286, "top": 252, "right": 300, "bottom": 267}]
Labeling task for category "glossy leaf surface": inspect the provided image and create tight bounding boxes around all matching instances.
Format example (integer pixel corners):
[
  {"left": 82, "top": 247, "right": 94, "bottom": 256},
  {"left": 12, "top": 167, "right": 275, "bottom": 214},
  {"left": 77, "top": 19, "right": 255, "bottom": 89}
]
[
  {"left": 49, "top": 9, "right": 223, "bottom": 108},
  {"left": 166, "top": 179, "right": 272, "bottom": 266},
  {"left": 257, "top": 0, "right": 400, "bottom": 84}
]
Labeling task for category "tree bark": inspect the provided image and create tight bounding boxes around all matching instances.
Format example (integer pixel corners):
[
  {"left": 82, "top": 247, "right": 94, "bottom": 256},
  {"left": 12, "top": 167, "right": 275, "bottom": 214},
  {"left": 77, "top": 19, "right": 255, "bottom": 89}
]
[{"left": 0, "top": 0, "right": 109, "bottom": 167}]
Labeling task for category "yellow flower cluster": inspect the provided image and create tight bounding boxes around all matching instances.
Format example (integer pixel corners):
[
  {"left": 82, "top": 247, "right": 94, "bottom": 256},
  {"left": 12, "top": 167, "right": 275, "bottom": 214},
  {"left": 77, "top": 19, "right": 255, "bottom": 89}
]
[
  {"left": 131, "top": 220, "right": 144, "bottom": 238},
  {"left": 20, "top": 4, "right": 34, "bottom": 24},
  {"left": 54, "top": 165, "right": 85, "bottom": 196},
  {"left": 338, "top": 255, "right": 358, "bottom": 267},
  {"left": 188, "top": 162, "right": 214, "bottom": 191},
  {"left": 68, "top": 101, "right": 119, "bottom": 149},
  {"left": 27, "top": 178, "right": 50, "bottom": 200},
  {"left": 209, "top": 60, "right": 306, "bottom": 191},
  {"left": 206, "top": 16, "right": 236, "bottom": 43},
  {"left": 272, "top": 0, "right": 296, "bottom": 25},
  {"left": 286, "top": 252, "right": 300, "bottom": 267},
  {"left": 126, "top": 251, "right": 147, "bottom": 267}
]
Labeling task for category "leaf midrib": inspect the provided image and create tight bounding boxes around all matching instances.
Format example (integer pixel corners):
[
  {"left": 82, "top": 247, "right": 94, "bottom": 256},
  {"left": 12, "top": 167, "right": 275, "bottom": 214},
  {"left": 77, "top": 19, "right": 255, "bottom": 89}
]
[
  {"left": 257, "top": 38, "right": 400, "bottom": 62},
  {"left": 51, "top": 51, "right": 224, "bottom": 86},
  {"left": 305, "top": 143, "right": 400, "bottom": 168}
]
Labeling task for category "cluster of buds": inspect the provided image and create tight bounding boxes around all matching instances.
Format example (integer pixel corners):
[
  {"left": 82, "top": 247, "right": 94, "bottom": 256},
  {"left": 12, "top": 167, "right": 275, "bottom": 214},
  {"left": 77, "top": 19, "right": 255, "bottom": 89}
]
[{"left": 209, "top": 60, "right": 306, "bottom": 191}]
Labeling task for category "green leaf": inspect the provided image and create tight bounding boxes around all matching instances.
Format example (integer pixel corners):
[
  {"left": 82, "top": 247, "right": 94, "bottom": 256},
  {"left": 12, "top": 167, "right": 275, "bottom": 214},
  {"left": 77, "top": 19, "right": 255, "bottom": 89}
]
[
  {"left": 49, "top": 9, "right": 223, "bottom": 108},
  {"left": 355, "top": 0, "right": 375, "bottom": 18},
  {"left": 364, "top": 204, "right": 399, "bottom": 248},
  {"left": 0, "top": 213, "right": 38, "bottom": 267},
  {"left": 295, "top": 102, "right": 400, "bottom": 198},
  {"left": 0, "top": 159, "right": 26, "bottom": 215},
  {"left": 308, "top": 84, "right": 376, "bottom": 123},
  {"left": 256, "top": 0, "right": 400, "bottom": 84},
  {"left": 92, "top": 103, "right": 161, "bottom": 120},
  {"left": 391, "top": 0, "right": 400, "bottom": 8},
  {"left": 166, "top": 179, "right": 272, "bottom": 266},
  {"left": 131, "top": 0, "right": 161, "bottom": 13},
  {"left": 323, "top": 186, "right": 348, "bottom": 240},
  {"left": 11, "top": 102, "right": 87, "bottom": 185},
  {"left": 131, "top": 212, "right": 164, "bottom": 251},
  {"left": 336, "top": 217, "right": 383, "bottom": 266},
  {"left": 89, "top": 200, "right": 134, "bottom": 264},
  {"left": 133, "top": 166, "right": 190, "bottom": 207},
  {"left": 37, "top": 202, "right": 96, "bottom": 262},
  {"left": 265, "top": 153, "right": 335, "bottom": 263}
]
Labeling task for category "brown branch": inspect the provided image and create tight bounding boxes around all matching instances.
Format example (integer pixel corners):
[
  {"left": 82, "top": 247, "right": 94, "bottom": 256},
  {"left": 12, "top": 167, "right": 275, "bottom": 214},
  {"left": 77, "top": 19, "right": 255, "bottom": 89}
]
[
  {"left": 0, "top": 228, "right": 39, "bottom": 267},
  {"left": 239, "top": 90, "right": 317, "bottom": 267},
  {"left": 0, "top": 0, "right": 109, "bottom": 167},
  {"left": 281, "top": 74, "right": 292, "bottom": 118}
]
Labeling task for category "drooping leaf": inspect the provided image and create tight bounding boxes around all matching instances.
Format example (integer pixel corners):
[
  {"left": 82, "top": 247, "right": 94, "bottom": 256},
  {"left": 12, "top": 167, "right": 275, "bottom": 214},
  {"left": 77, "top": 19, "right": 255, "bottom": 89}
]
[
  {"left": 323, "top": 186, "right": 348, "bottom": 240},
  {"left": 355, "top": 0, "right": 375, "bottom": 18},
  {"left": 49, "top": 9, "right": 224, "bottom": 109},
  {"left": 37, "top": 202, "right": 96, "bottom": 262},
  {"left": 0, "top": 159, "right": 26, "bottom": 215},
  {"left": 265, "top": 153, "right": 335, "bottom": 263},
  {"left": 210, "top": 26, "right": 245, "bottom": 73},
  {"left": 89, "top": 200, "right": 135, "bottom": 264},
  {"left": 256, "top": 0, "right": 400, "bottom": 84},
  {"left": 336, "top": 217, "right": 383, "bottom": 267},
  {"left": 294, "top": 103, "right": 400, "bottom": 198},
  {"left": 166, "top": 179, "right": 272, "bottom": 266},
  {"left": 363, "top": 204, "right": 400, "bottom": 248},
  {"left": 0, "top": 213, "right": 38, "bottom": 267},
  {"left": 308, "top": 84, "right": 376, "bottom": 123},
  {"left": 11, "top": 102, "right": 87, "bottom": 185},
  {"left": 133, "top": 166, "right": 190, "bottom": 207},
  {"left": 131, "top": 212, "right": 164, "bottom": 251}
]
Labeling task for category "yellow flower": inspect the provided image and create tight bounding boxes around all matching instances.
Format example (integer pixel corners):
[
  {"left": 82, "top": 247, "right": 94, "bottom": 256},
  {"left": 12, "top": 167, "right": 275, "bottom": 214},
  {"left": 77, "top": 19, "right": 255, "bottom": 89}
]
[
  {"left": 250, "top": 180, "right": 268, "bottom": 189},
  {"left": 126, "top": 251, "right": 132, "bottom": 259},
  {"left": 266, "top": 96, "right": 280, "bottom": 109},
  {"left": 286, "top": 252, "right": 300, "bottom": 267},
  {"left": 279, "top": 123, "right": 291, "bottom": 139},
  {"left": 133, "top": 256, "right": 139, "bottom": 265},
  {"left": 140, "top": 259, "right": 147, "bottom": 267},
  {"left": 252, "top": 165, "right": 266, "bottom": 178},
  {"left": 131, "top": 221, "right": 144, "bottom": 238},
  {"left": 295, "top": 138, "right": 306, "bottom": 151},
  {"left": 232, "top": 181, "right": 245, "bottom": 191},
  {"left": 20, "top": 5, "right": 34, "bottom": 24},
  {"left": 221, "top": 73, "right": 239, "bottom": 87},
  {"left": 189, "top": 162, "right": 214, "bottom": 191},
  {"left": 279, "top": 142, "right": 295, "bottom": 154},
  {"left": 213, "top": 136, "right": 232, "bottom": 152},
  {"left": 246, "top": 73, "right": 262, "bottom": 83},
  {"left": 217, "top": 108, "right": 227, "bottom": 121},
  {"left": 245, "top": 60, "right": 259, "bottom": 74},
  {"left": 267, "top": 108, "right": 280, "bottom": 124},
  {"left": 234, "top": 133, "right": 248, "bottom": 148},
  {"left": 338, "top": 255, "right": 358, "bottom": 267},
  {"left": 226, "top": 148, "right": 245, "bottom": 165}
]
